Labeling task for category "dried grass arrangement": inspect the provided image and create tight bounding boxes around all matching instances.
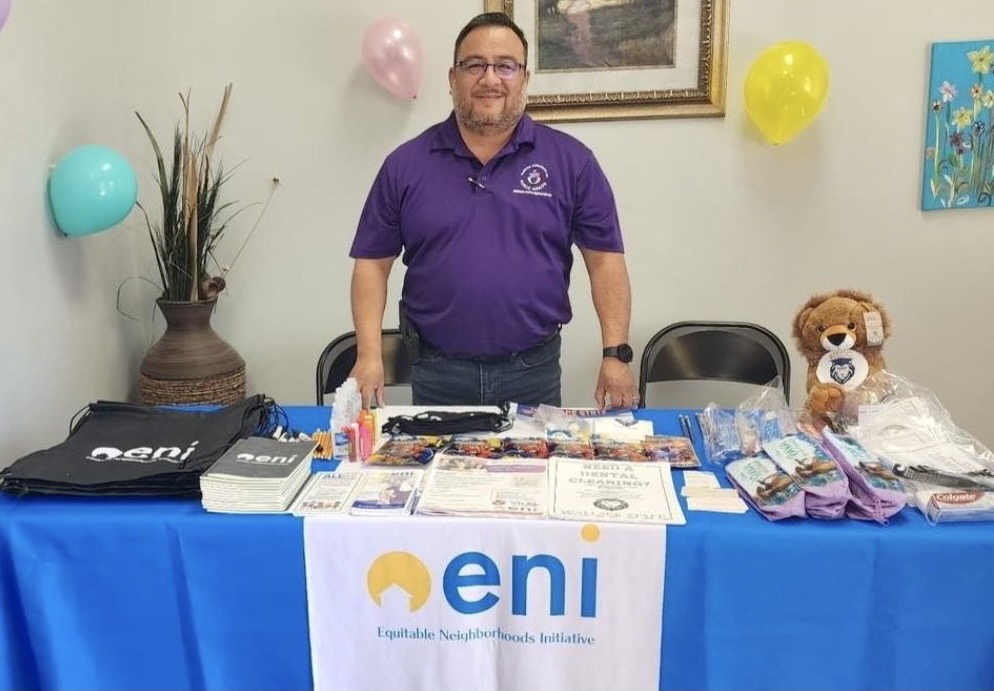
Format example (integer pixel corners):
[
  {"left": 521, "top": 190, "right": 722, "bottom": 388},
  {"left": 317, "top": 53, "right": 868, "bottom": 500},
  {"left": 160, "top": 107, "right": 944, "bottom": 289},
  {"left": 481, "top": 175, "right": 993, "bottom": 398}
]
[{"left": 135, "top": 83, "right": 238, "bottom": 303}]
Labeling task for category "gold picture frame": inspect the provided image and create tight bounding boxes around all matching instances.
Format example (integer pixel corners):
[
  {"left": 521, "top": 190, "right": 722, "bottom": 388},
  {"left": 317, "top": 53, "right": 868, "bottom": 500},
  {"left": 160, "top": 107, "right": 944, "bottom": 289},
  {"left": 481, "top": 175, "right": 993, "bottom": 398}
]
[{"left": 482, "top": 0, "right": 728, "bottom": 122}]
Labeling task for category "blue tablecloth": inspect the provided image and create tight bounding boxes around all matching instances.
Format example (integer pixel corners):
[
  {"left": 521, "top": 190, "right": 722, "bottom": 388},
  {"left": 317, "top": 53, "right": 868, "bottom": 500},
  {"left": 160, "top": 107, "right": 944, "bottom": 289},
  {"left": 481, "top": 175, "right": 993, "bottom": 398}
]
[{"left": 1, "top": 406, "right": 993, "bottom": 691}]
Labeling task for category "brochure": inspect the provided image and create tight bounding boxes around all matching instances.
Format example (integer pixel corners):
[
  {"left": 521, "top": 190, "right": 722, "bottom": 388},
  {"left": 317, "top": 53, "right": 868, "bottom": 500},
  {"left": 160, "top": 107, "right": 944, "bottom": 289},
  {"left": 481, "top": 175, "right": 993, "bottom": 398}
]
[
  {"left": 289, "top": 471, "right": 361, "bottom": 515},
  {"left": 347, "top": 469, "right": 424, "bottom": 516},
  {"left": 416, "top": 455, "right": 548, "bottom": 519}
]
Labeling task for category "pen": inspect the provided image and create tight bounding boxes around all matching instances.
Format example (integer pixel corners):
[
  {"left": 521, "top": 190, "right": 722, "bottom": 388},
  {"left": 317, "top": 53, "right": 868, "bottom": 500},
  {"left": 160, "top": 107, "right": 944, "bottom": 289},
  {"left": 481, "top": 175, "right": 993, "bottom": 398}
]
[
  {"left": 695, "top": 412, "right": 709, "bottom": 440},
  {"left": 679, "top": 414, "right": 692, "bottom": 440}
]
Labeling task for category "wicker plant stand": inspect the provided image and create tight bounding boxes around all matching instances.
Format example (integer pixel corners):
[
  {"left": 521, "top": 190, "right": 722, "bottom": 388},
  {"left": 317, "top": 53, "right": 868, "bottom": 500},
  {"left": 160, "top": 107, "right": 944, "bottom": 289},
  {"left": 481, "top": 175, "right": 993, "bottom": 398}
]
[{"left": 138, "top": 365, "right": 246, "bottom": 406}]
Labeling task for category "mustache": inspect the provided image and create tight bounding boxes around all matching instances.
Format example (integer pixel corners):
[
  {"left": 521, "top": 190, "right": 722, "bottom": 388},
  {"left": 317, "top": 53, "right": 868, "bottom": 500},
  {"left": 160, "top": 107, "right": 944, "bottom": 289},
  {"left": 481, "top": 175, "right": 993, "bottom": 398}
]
[{"left": 473, "top": 89, "right": 506, "bottom": 97}]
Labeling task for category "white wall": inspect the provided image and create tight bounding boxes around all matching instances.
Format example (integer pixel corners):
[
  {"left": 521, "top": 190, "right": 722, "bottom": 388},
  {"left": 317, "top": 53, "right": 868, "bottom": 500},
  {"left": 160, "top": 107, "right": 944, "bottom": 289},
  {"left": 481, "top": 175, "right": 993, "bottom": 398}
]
[
  {"left": 2, "top": 0, "right": 993, "bottom": 468},
  {"left": 0, "top": 0, "right": 145, "bottom": 466}
]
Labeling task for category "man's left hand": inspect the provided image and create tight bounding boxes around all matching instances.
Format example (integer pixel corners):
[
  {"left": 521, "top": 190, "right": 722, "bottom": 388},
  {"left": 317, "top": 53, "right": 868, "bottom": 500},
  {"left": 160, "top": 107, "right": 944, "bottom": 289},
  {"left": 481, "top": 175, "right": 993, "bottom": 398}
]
[{"left": 595, "top": 358, "right": 639, "bottom": 410}]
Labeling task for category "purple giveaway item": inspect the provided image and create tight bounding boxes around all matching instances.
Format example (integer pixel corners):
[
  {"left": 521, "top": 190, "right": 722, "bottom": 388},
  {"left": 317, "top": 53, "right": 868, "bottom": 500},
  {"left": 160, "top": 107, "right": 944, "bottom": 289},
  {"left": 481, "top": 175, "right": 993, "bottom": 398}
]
[
  {"left": 726, "top": 455, "right": 807, "bottom": 521},
  {"left": 821, "top": 430, "right": 907, "bottom": 524},
  {"left": 763, "top": 434, "right": 850, "bottom": 520}
]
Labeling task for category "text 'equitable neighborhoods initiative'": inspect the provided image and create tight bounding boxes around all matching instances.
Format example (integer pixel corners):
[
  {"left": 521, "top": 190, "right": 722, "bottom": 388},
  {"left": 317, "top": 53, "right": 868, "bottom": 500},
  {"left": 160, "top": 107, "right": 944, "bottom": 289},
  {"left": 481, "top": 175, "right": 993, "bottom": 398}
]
[{"left": 376, "top": 626, "right": 596, "bottom": 646}]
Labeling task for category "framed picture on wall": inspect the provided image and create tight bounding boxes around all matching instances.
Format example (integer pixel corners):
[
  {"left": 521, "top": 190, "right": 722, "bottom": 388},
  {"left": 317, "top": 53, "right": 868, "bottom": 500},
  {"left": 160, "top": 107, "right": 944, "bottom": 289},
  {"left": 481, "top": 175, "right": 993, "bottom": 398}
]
[
  {"left": 921, "top": 39, "right": 994, "bottom": 211},
  {"left": 482, "top": 0, "right": 728, "bottom": 122}
]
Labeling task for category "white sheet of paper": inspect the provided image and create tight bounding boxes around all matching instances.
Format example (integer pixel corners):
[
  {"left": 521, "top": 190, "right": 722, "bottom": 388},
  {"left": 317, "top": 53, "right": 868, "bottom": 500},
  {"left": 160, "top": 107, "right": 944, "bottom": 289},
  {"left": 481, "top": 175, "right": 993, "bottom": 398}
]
[
  {"left": 549, "top": 458, "right": 686, "bottom": 525},
  {"left": 686, "top": 495, "right": 749, "bottom": 513}
]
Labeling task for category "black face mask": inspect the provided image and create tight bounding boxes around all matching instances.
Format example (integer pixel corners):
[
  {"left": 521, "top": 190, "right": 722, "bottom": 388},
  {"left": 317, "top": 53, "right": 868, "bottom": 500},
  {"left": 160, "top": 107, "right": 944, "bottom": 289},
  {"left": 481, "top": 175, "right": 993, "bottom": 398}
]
[{"left": 381, "top": 403, "right": 513, "bottom": 436}]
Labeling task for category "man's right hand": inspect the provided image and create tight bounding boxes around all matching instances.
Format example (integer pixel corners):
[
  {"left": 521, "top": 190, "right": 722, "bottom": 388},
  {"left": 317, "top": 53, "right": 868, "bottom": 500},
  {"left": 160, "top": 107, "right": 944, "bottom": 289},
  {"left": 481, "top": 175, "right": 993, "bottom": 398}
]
[{"left": 350, "top": 354, "right": 387, "bottom": 409}]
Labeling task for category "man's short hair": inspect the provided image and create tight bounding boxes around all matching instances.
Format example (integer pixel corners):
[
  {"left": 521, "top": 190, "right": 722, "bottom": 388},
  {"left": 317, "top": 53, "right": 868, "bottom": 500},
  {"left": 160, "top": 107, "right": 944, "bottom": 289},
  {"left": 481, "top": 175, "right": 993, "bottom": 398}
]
[{"left": 453, "top": 12, "right": 528, "bottom": 65}]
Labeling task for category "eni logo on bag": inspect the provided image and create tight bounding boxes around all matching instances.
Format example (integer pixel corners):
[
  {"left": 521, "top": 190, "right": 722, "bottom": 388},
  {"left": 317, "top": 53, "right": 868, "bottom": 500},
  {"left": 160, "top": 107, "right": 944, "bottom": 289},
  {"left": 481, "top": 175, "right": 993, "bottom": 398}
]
[
  {"left": 366, "top": 525, "right": 601, "bottom": 618},
  {"left": 86, "top": 441, "right": 199, "bottom": 464}
]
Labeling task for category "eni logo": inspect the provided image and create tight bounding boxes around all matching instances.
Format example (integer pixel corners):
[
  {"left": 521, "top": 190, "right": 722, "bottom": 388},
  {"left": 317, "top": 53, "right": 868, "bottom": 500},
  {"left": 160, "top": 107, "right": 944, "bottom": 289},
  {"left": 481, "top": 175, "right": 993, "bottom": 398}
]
[
  {"left": 367, "top": 551, "right": 432, "bottom": 612},
  {"left": 366, "top": 525, "right": 601, "bottom": 618},
  {"left": 86, "top": 441, "right": 199, "bottom": 464}
]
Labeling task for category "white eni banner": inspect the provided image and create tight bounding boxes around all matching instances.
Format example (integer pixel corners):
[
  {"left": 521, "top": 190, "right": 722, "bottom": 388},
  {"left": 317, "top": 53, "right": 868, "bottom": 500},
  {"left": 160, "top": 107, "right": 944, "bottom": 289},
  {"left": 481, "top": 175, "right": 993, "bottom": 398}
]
[{"left": 304, "top": 517, "right": 666, "bottom": 691}]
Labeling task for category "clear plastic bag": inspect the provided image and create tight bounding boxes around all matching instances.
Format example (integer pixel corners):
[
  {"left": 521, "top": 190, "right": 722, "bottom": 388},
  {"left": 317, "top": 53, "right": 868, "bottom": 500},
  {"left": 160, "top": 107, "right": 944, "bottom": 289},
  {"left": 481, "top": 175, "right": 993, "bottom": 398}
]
[
  {"left": 515, "top": 403, "right": 636, "bottom": 440},
  {"left": 697, "top": 403, "right": 745, "bottom": 465},
  {"left": 735, "top": 377, "right": 797, "bottom": 455},
  {"left": 841, "top": 370, "right": 994, "bottom": 522},
  {"left": 697, "top": 378, "right": 795, "bottom": 465}
]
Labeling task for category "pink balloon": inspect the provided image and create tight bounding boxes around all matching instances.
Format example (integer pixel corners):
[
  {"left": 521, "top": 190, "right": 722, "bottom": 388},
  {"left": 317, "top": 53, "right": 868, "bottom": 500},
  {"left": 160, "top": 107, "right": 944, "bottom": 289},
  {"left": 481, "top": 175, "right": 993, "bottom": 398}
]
[
  {"left": 361, "top": 18, "right": 423, "bottom": 101},
  {"left": 0, "top": 0, "right": 11, "bottom": 33}
]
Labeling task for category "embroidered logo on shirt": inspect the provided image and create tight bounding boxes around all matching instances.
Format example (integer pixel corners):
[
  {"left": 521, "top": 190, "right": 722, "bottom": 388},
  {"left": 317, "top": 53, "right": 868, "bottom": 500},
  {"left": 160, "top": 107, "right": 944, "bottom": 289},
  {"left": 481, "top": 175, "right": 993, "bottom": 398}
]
[{"left": 513, "top": 163, "right": 553, "bottom": 197}]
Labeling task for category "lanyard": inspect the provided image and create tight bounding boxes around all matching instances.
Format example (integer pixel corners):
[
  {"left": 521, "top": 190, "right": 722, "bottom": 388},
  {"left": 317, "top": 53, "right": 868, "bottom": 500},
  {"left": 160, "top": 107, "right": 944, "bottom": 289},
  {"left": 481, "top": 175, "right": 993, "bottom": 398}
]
[{"left": 381, "top": 404, "right": 512, "bottom": 436}]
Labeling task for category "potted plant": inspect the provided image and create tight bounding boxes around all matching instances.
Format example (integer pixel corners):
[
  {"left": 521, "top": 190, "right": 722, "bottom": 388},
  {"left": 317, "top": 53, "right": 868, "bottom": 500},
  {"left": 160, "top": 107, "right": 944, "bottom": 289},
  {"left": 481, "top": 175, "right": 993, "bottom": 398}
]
[
  {"left": 137, "top": 82, "right": 235, "bottom": 303},
  {"left": 134, "top": 83, "right": 248, "bottom": 406}
]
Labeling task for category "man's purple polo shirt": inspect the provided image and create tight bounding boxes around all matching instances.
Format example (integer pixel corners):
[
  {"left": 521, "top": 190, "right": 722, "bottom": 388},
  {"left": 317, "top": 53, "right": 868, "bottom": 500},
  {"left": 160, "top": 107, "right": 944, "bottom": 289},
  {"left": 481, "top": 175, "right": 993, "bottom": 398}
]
[{"left": 350, "top": 112, "right": 623, "bottom": 357}]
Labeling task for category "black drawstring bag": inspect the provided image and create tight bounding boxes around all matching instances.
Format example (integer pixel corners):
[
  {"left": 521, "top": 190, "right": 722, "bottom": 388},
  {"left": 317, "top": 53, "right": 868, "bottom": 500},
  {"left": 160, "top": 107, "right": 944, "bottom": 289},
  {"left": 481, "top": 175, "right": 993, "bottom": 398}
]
[
  {"left": 381, "top": 404, "right": 513, "bottom": 436},
  {"left": 0, "top": 394, "right": 280, "bottom": 498}
]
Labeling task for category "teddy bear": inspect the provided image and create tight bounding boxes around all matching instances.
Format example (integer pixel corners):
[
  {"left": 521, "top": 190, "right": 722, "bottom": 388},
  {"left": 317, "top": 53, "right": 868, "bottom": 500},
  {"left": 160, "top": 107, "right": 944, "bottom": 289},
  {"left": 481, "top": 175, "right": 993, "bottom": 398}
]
[{"left": 791, "top": 289, "right": 892, "bottom": 427}]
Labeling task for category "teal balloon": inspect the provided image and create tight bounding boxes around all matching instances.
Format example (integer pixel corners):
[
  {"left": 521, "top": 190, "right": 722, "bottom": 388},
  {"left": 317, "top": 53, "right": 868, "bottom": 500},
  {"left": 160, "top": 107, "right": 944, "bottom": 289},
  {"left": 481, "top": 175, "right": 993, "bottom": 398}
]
[{"left": 48, "top": 145, "right": 138, "bottom": 236}]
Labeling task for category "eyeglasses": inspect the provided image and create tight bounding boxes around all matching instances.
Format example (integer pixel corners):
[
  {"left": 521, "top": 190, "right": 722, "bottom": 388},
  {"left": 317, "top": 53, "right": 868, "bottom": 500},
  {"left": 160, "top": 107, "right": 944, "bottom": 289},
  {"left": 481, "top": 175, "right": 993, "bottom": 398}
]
[{"left": 454, "top": 59, "right": 525, "bottom": 79}]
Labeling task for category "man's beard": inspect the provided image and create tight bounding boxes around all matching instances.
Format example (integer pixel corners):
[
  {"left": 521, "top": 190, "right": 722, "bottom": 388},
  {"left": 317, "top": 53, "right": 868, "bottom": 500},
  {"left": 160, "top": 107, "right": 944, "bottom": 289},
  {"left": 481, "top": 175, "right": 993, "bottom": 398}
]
[{"left": 454, "top": 89, "right": 526, "bottom": 136}]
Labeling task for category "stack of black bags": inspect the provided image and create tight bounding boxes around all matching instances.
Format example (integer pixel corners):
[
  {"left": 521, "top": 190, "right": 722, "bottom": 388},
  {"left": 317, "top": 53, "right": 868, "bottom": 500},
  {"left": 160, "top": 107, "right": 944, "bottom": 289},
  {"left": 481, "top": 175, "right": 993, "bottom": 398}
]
[{"left": 0, "top": 395, "right": 278, "bottom": 498}]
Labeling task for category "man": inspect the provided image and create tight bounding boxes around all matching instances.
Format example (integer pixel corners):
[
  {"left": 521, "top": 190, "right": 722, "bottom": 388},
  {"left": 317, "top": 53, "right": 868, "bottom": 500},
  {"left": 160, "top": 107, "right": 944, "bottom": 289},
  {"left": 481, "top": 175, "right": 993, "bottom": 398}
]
[{"left": 348, "top": 11, "right": 637, "bottom": 410}]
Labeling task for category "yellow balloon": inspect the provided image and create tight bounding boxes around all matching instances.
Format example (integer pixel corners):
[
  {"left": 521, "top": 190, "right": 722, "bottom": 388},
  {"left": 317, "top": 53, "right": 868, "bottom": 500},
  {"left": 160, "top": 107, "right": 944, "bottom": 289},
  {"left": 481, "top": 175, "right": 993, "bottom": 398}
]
[{"left": 744, "top": 41, "right": 830, "bottom": 145}]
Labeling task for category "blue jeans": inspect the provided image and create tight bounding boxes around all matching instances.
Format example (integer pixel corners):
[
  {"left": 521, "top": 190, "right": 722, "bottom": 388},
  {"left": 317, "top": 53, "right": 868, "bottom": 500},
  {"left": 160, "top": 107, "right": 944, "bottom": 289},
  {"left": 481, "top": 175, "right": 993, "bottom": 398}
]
[{"left": 411, "top": 334, "right": 562, "bottom": 407}]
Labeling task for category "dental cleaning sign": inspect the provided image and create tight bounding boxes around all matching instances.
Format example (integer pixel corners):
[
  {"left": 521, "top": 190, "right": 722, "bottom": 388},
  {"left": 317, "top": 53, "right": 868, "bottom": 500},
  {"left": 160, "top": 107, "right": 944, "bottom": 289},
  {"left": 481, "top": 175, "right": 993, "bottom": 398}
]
[{"left": 304, "top": 517, "right": 666, "bottom": 691}]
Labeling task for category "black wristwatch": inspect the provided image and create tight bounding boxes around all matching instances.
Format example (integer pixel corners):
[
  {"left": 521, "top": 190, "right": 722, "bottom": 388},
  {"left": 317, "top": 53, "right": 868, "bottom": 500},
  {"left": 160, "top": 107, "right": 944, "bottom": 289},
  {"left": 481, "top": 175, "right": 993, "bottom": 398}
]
[{"left": 603, "top": 343, "right": 634, "bottom": 364}]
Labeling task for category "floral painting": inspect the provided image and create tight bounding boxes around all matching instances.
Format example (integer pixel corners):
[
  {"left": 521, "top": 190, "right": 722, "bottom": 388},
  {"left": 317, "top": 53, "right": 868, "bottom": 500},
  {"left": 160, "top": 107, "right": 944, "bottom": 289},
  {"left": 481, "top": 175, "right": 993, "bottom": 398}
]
[{"left": 922, "top": 40, "right": 994, "bottom": 210}]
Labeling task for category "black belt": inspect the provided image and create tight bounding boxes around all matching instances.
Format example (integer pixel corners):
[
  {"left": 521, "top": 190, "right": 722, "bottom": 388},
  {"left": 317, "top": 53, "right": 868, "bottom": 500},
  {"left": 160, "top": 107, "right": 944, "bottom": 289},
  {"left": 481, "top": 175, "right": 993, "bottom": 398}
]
[{"left": 424, "top": 328, "right": 561, "bottom": 364}]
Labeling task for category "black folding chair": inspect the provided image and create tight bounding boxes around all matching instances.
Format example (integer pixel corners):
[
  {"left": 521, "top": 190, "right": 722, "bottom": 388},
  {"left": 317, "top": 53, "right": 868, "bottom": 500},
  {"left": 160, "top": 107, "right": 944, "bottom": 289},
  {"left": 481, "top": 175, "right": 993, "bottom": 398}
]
[
  {"left": 637, "top": 321, "right": 791, "bottom": 408},
  {"left": 315, "top": 329, "right": 411, "bottom": 405}
]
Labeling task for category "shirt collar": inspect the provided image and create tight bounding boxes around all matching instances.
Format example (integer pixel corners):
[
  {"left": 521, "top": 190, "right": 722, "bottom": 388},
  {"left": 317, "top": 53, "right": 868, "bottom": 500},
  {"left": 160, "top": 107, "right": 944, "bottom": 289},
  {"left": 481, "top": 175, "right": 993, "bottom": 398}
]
[{"left": 432, "top": 112, "right": 536, "bottom": 157}]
